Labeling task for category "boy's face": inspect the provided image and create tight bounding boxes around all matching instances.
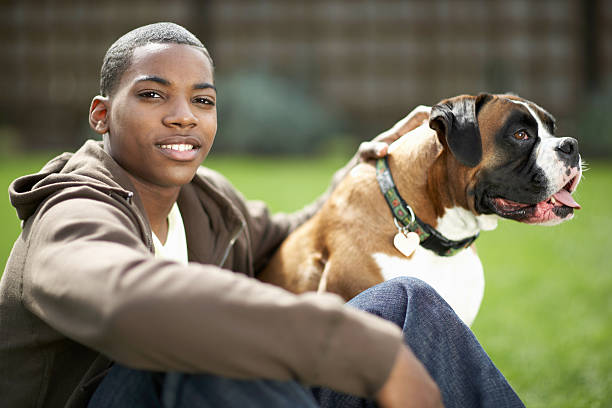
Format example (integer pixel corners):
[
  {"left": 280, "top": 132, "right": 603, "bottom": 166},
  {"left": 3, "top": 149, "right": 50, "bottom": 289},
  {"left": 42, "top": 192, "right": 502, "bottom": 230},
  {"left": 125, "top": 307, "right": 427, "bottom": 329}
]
[{"left": 91, "top": 43, "right": 217, "bottom": 190}]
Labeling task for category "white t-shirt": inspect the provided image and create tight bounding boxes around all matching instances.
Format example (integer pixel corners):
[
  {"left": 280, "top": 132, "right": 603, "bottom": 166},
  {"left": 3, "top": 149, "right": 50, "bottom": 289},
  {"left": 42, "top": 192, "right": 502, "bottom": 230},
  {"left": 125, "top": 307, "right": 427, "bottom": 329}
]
[{"left": 152, "top": 202, "right": 188, "bottom": 266}]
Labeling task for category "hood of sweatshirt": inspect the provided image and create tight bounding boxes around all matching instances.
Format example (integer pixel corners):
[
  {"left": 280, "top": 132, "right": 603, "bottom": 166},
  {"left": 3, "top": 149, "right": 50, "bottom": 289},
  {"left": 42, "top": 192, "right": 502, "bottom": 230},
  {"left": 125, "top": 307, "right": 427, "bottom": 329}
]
[{"left": 9, "top": 140, "right": 137, "bottom": 222}]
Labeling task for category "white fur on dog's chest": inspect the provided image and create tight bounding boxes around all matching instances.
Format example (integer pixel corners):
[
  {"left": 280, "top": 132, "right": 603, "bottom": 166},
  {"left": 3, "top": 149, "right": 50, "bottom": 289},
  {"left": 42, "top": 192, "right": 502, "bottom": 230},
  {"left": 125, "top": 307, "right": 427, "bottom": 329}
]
[{"left": 372, "top": 247, "right": 484, "bottom": 326}]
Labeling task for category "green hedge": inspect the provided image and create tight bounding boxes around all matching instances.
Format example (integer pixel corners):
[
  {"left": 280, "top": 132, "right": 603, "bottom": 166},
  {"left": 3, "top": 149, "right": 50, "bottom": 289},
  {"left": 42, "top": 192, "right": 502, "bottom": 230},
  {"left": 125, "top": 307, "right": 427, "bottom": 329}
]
[{"left": 212, "top": 71, "right": 345, "bottom": 155}]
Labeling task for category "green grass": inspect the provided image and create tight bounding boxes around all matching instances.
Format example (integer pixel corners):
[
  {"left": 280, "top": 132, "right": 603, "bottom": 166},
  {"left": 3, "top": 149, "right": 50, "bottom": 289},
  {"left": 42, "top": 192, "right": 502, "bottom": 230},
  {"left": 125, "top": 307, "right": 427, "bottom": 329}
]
[
  {"left": 471, "top": 163, "right": 612, "bottom": 408},
  {"left": 0, "top": 154, "right": 56, "bottom": 262},
  {"left": 1, "top": 153, "right": 610, "bottom": 407}
]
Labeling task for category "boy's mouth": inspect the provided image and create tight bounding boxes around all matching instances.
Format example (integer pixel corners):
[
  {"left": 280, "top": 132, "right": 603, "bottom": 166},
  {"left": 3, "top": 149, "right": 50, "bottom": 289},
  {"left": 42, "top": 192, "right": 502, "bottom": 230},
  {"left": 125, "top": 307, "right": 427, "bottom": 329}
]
[
  {"left": 155, "top": 139, "right": 202, "bottom": 161},
  {"left": 158, "top": 143, "right": 197, "bottom": 152}
]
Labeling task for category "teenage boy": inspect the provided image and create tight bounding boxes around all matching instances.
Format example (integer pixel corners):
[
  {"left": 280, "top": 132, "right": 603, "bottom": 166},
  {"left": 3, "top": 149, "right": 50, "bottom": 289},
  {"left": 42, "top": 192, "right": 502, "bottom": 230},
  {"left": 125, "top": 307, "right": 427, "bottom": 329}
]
[{"left": 0, "top": 23, "right": 524, "bottom": 408}]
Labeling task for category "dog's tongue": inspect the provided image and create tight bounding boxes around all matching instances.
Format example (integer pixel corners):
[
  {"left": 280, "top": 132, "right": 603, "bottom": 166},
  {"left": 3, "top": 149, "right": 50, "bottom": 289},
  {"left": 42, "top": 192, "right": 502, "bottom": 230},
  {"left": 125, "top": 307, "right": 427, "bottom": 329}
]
[{"left": 553, "top": 189, "right": 581, "bottom": 209}]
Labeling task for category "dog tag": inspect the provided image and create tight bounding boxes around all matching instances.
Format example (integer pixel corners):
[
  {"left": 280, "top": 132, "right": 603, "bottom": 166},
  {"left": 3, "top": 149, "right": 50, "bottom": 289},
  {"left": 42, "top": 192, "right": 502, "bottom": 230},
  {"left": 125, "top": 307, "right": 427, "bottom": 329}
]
[{"left": 393, "top": 232, "right": 420, "bottom": 257}]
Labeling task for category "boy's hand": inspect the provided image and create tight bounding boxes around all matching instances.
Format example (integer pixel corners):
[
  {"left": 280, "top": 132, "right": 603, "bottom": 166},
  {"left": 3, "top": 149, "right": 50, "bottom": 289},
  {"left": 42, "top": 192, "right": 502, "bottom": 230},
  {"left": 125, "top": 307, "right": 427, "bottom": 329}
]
[
  {"left": 321, "top": 105, "right": 431, "bottom": 207},
  {"left": 357, "top": 105, "right": 431, "bottom": 161},
  {"left": 376, "top": 345, "right": 444, "bottom": 408}
]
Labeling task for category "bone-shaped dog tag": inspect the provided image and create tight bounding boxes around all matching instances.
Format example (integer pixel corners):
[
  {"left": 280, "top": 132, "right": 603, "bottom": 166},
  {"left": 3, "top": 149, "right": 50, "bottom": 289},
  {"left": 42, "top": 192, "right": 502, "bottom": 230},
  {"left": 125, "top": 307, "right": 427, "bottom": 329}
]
[{"left": 393, "top": 232, "right": 420, "bottom": 257}]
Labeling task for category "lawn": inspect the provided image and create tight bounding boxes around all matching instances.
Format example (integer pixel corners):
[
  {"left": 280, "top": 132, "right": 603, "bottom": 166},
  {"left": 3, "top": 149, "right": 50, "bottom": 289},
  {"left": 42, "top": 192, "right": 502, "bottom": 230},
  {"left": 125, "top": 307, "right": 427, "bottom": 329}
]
[{"left": 1, "top": 152, "right": 610, "bottom": 407}]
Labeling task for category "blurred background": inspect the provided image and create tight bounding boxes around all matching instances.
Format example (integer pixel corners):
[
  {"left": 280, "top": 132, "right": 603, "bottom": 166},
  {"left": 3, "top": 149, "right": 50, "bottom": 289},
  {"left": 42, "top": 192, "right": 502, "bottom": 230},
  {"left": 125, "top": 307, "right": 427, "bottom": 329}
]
[
  {"left": 1, "top": 0, "right": 612, "bottom": 156},
  {"left": 0, "top": 1, "right": 611, "bottom": 407}
]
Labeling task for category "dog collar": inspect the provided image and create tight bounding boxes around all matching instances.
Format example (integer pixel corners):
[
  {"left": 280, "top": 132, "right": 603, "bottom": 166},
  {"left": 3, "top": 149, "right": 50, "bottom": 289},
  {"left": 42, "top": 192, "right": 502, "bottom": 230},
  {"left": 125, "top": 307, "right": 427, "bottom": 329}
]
[{"left": 375, "top": 157, "right": 478, "bottom": 257}]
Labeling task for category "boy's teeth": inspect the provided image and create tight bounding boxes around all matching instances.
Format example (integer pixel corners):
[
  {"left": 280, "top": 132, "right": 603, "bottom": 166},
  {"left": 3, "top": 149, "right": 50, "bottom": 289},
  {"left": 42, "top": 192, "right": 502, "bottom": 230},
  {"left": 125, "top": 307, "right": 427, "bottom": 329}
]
[{"left": 160, "top": 144, "right": 194, "bottom": 151}]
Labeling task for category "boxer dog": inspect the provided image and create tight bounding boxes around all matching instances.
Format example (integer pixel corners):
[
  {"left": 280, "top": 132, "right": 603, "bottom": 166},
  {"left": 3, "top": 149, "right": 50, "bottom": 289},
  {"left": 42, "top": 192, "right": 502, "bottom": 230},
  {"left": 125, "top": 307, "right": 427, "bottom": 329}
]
[{"left": 259, "top": 93, "right": 582, "bottom": 325}]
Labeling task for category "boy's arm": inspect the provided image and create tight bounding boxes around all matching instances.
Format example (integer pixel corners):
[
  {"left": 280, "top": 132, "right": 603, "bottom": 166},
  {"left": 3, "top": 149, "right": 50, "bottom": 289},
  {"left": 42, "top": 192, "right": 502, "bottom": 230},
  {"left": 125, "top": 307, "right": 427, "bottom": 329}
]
[
  {"left": 22, "top": 195, "right": 403, "bottom": 398},
  {"left": 297, "top": 105, "right": 431, "bottom": 226},
  {"left": 377, "top": 346, "right": 444, "bottom": 408},
  {"left": 244, "top": 106, "right": 431, "bottom": 272},
  {"left": 330, "top": 105, "right": 431, "bottom": 193}
]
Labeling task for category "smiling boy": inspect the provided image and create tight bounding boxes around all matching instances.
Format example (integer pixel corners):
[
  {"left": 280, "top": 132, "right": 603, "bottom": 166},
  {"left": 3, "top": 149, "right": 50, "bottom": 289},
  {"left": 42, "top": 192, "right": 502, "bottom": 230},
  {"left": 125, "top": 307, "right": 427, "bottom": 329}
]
[
  {"left": 91, "top": 41, "right": 218, "bottom": 244},
  {"left": 0, "top": 23, "right": 524, "bottom": 408}
]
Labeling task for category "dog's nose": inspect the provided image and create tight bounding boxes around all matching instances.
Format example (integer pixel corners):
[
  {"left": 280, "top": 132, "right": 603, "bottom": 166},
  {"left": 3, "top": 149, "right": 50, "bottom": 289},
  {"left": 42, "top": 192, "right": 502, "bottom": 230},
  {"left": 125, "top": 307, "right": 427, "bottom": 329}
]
[
  {"left": 555, "top": 137, "right": 579, "bottom": 166},
  {"left": 557, "top": 138, "right": 577, "bottom": 155}
]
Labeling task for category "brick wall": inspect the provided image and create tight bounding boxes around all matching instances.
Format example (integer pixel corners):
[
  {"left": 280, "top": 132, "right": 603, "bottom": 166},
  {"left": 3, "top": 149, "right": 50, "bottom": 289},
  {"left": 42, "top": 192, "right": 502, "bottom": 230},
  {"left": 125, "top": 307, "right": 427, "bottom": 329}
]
[{"left": 0, "top": 0, "right": 609, "bottom": 150}]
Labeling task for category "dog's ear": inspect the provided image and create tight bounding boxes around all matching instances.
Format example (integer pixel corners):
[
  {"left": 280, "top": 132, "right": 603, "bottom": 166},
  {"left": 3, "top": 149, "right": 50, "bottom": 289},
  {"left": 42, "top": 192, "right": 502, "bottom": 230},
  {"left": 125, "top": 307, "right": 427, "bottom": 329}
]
[{"left": 429, "top": 94, "right": 492, "bottom": 167}]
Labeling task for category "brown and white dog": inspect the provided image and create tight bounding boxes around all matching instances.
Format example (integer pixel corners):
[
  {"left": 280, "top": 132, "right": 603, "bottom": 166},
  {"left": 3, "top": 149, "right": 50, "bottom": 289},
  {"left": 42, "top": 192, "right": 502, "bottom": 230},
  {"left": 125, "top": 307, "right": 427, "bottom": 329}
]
[{"left": 259, "top": 93, "right": 582, "bottom": 325}]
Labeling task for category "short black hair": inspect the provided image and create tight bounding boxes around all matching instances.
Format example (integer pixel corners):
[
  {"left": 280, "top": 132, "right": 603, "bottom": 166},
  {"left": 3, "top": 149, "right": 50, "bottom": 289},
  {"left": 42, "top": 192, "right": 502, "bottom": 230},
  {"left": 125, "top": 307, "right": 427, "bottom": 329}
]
[{"left": 99, "top": 22, "right": 213, "bottom": 96}]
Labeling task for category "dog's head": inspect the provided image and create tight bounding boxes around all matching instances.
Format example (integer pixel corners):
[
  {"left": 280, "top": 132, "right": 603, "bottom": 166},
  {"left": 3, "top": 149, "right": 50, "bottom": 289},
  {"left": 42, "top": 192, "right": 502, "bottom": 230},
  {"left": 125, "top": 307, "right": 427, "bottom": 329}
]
[{"left": 429, "top": 93, "right": 582, "bottom": 225}]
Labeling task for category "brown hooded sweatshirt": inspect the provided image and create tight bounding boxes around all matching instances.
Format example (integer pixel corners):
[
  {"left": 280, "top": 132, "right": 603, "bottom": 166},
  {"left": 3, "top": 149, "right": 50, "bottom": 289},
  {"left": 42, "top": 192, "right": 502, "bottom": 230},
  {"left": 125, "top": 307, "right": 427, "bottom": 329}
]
[{"left": 0, "top": 140, "right": 402, "bottom": 407}]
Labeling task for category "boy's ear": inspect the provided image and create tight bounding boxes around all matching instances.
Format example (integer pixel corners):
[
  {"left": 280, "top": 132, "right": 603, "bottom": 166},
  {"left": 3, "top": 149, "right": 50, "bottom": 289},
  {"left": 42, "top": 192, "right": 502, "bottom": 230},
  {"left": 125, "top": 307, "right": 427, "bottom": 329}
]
[{"left": 89, "top": 96, "right": 110, "bottom": 135}]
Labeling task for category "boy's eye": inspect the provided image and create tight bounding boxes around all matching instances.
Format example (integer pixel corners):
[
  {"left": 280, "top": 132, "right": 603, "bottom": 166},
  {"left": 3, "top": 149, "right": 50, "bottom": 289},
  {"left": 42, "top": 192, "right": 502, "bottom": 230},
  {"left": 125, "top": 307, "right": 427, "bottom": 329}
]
[
  {"left": 138, "top": 91, "right": 161, "bottom": 99},
  {"left": 194, "top": 96, "right": 215, "bottom": 106}
]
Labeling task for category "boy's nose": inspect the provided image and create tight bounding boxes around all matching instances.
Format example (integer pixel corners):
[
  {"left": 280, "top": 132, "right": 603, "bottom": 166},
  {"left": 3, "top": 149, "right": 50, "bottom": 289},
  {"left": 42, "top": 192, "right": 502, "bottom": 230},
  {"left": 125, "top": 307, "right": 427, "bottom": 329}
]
[{"left": 163, "top": 98, "right": 198, "bottom": 128}]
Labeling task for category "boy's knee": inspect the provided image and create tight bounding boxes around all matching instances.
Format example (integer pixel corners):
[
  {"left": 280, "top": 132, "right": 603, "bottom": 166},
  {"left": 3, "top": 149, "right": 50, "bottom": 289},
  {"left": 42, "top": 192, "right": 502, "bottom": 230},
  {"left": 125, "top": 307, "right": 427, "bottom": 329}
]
[
  {"left": 348, "top": 277, "right": 442, "bottom": 325},
  {"left": 385, "top": 277, "right": 449, "bottom": 313},
  {"left": 387, "top": 277, "right": 438, "bottom": 297},
  {"left": 349, "top": 277, "right": 439, "bottom": 306}
]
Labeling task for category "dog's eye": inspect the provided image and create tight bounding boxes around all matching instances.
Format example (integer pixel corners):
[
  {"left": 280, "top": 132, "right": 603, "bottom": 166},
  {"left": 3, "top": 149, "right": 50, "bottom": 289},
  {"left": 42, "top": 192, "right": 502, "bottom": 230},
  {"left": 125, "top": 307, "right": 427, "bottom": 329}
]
[{"left": 513, "top": 130, "right": 529, "bottom": 141}]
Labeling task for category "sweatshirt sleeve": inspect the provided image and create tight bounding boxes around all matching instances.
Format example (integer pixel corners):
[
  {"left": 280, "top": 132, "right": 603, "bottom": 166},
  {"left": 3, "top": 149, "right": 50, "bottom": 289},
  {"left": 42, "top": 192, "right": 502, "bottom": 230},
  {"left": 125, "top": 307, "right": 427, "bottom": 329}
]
[
  {"left": 200, "top": 160, "right": 355, "bottom": 273},
  {"left": 22, "top": 195, "right": 403, "bottom": 397}
]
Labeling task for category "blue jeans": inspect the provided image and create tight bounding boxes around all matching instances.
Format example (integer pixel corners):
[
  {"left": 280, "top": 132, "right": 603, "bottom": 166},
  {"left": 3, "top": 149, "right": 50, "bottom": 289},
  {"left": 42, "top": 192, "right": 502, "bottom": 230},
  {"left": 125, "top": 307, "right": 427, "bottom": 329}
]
[{"left": 89, "top": 277, "right": 524, "bottom": 407}]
